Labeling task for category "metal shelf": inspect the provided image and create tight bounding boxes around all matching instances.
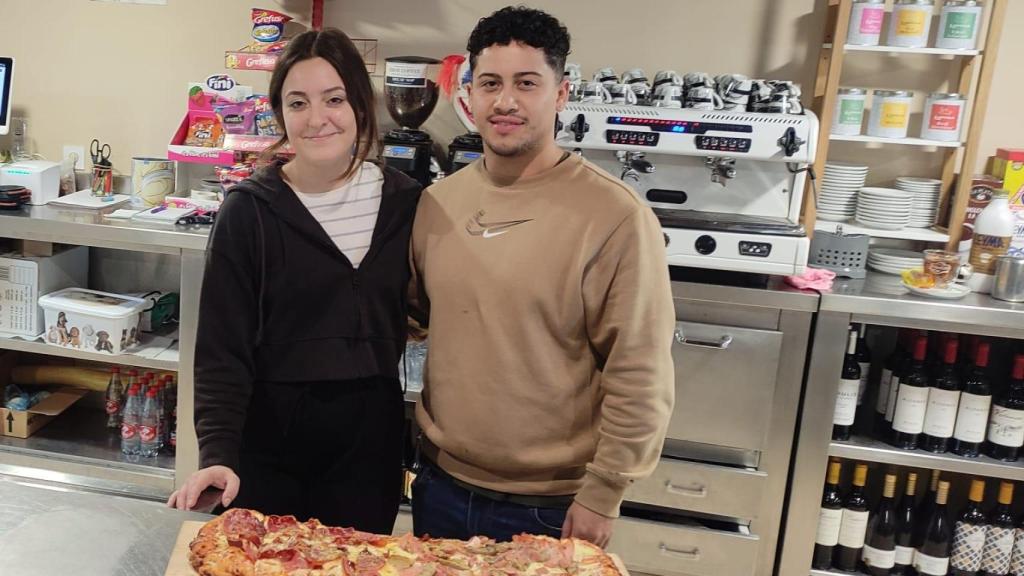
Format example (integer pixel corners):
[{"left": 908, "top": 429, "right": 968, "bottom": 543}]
[
  {"left": 0, "top": 401, "right": 175, "bottom": 499},
  {"left": 813, "top": 221, "right": 950, "bottom": 243},
  {"left": 0, "top": 331, "right": 179, "bottom": 371},
  {"left": 829, "top": 134, "right": 963, "bottom": 148},
  {"left": 830, "top": 435, "right": 1024, "bottom": 481}
]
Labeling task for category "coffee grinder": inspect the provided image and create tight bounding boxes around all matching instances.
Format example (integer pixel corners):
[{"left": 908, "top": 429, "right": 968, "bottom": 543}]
[
  {"left": 382, "top": 56, "right": 441, "bottom": 186},
  {"left": 441, "top": 54, "right": 484, "bottom": 174}
]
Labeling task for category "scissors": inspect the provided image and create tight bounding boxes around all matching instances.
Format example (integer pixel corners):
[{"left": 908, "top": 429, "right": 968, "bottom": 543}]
[{"left": 90, "top": 139, "right": 112, "bottom": 167}]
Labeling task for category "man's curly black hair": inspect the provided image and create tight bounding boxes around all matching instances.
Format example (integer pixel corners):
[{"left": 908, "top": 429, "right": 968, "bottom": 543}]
[{"left": 467, "top": 6, "right": 571, "bottom": 75}]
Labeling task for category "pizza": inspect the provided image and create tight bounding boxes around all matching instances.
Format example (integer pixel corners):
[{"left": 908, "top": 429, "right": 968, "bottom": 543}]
[{"left": 189, "top": 508, "right": 622, "bottom": 576}]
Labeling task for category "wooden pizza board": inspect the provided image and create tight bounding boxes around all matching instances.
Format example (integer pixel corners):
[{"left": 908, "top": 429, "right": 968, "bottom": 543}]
[
  {"left": 164, "top": 520, "right": 630, "bottom": 576},
  {"left": 165, "top": 520, "right": 204, "bottom": 576}
]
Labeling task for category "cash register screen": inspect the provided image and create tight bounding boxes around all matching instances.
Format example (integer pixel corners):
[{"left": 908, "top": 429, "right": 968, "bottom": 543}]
[{"left": 0, "top": 57, "right": 13, "bottom": 136}]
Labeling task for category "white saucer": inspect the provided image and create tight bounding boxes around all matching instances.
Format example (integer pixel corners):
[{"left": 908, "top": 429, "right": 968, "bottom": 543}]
[{"left": 902, "top": 282, "right": 971, "bottom": 300}]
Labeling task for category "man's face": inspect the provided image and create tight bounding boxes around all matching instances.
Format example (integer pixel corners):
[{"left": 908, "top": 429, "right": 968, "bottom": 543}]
[{"left": 468, "top": 42, "right": 568, "bottom": 158}]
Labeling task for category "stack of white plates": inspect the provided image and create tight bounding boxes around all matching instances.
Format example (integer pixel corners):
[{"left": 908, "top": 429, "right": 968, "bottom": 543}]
[
  {"left": 855, "top": 187, "right": 913, "bottom": 230},
  {"left": 895, "top": 177, "right": 941, "bottom": 228},
  {"left": 867, "top": 248, "right": 921, "bottom": 275},
  {"left": 818, "top": 162, "right": 869, "bottom": 221}
]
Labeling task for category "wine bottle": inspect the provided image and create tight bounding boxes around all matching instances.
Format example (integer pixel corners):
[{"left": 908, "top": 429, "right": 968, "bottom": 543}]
[
  {"left": 950, "top": 478, "right": 988, "bottom": 576},
  {"left": 893, "top": 472, "right": 918, "bottom": 576},
  {"left": 923, "top": 337, "right": 963, "bottom": 453},
  {"left": 893, "top": 334, "right": 931, "bottom": 450},
  {"left": 980, "top": 482, "right": 1016, "bottom": 576},
  {"left": 1008, "top": 512, "right": 1024, "bottom": 576},
  {"left": 915, "top": 480, "right": 953, "bottom": 576},
  {"left": 836, "top": 463, "right": 871, "bottom": 572},
  {"left": 834, "top": 328, "right": 863, "bottom": 441},
  {"left": 857, "top": 323, "right": 873, "bottom": 406},
  {"left": 953, "top": 341, "right": 994, "bottom": 457},
  {"left": 862, "top": 473, "right": 899, "bottom": 575},
  {"left": 879, "top": 329, "right": 910, "bottom": 435},
  {"left": 916, "top": 470, "right": 943, "bottom": 548},
  {"left": 986, "top": 355, "right": 1024, "bottom": 462},
  {"left": 813, "top": 460, "right": 845, "bottom": 570}
]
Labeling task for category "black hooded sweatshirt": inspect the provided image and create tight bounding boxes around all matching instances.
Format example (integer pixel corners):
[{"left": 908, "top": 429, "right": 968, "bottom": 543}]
[{"left": 194, "top": 161, "right": 422, "bottom": 471}]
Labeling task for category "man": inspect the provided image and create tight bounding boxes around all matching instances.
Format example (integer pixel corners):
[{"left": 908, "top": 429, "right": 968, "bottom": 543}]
[{"left": 409, "top": 6, "right": 674, "bottom": 547}]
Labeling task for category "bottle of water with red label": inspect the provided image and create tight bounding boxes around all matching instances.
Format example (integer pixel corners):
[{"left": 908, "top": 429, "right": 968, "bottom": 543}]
[
  {"left": 139, "top": 387, "right": 160, "bottom": 457},
  {"left": 104, "top": 367, "right": 123, "bottom": 429},
  {"left": 121, "top": 385, "right": 141, "bottom": 455}
]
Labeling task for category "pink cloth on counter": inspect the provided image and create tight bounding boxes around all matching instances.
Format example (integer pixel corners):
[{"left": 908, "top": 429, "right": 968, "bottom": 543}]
[{"left": 785, "top": 267, "right": 837, "bottom": 290}]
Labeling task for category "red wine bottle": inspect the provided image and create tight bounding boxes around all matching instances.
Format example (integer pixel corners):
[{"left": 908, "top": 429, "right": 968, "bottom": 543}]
[
  {"left": 952, "top": 341, "right": 993, "bottom": 457},
  {"left": 813, "top": 460, "right": 844, "bottom": 570},
  {"left": 950, "top": 478, "right": 988, "bottom": 576},
  {"left": 834, "top": 328, "right": 862, "bottom": 441},
  {"left": 922, "top": 337, "right": 962, "bottom": 453},
  {"left": 878, "top": 329, "right": 910, "bottom": 435},
  {"left": 857, "top": 323, "right": 873, "bottom": 406},
  {"left": 862, "top": 473, "right": 899, "bottom": 575},
  {"left": 836, "top": 463, "right": 870, "bottom": 572},
  {"left": 986, "top": 355, "right": 1024, "bottom": 462},
  {"left": 892, "top": 334, "right": 930, "bottom": 449}
]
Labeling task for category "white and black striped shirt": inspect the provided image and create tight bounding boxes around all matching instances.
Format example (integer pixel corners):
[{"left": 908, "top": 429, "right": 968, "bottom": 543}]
[{"left": 292, "top": 163, "right": 383, "bottom": 268}]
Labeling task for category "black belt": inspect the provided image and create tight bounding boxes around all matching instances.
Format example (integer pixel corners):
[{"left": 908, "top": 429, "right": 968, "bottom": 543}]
[{"left": 423, "top": 459, "right": 576, "bottom": 509}]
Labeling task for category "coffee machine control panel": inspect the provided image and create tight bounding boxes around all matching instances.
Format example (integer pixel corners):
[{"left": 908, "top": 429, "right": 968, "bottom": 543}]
[{"left": 557, "top": 103, "right": 818, "bottom": 163}]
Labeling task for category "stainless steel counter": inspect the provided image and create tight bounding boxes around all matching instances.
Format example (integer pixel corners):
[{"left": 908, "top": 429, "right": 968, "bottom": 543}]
[
  {"left": 670, "top": 276, "right": 819, "bottom": 313},
  {"left": 0, "top": 473, "right": 211, "bottom": 576},
  {"left": 0, "top": 204, "right": 210, "bottom": 254},
  {"left": 823, "top": 271, "right": 1024, "bottom": 339}
]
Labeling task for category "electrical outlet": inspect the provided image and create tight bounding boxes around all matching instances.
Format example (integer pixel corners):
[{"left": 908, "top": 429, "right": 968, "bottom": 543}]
[{"left": 63, "top": 145, "right": 86, "bottom": 170}]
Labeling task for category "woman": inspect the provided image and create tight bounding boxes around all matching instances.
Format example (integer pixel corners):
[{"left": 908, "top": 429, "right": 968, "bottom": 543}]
[{"left": 168, "top": 28, "right": 421, "bottom": 534}]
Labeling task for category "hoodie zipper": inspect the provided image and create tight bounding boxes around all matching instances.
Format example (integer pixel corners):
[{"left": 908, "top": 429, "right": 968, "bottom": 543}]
[{"left": 351, "top": 271, "right": 362, "bottom": 337}]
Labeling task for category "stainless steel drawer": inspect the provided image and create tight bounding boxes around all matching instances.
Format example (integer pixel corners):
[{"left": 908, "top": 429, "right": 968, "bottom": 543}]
[
  {"left": 667, "top": 320, "right": 783, "bottom": 452},
  {"left": 609, "top": 516, "right": 758, "bottom": 576},
  {"left": 626, "top": 457, "right": 766, "bottom": 520}
]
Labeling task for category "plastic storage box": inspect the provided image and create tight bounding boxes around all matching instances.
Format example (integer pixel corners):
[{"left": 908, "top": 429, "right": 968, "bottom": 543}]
[{"left": 37, "top": 288, "right": 148, "bottom": 354}]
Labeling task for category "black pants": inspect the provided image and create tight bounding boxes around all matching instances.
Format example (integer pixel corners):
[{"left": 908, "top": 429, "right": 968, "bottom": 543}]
[{"left": 228, "top": 377, "right": 405, "bottom": 534}]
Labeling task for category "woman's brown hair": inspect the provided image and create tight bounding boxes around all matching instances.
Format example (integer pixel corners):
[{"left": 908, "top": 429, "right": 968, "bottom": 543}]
[{"left": 265, "top": 28, "right": 378, "bottom": 181}]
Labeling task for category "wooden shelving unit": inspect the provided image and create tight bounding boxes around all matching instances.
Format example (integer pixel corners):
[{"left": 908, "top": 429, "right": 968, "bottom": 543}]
[{"left": 803, "top": 0, "right": 1007, "bottom": 249}]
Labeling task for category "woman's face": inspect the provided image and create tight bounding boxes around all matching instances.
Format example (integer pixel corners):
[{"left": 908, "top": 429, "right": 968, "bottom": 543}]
[{"left": 280, "top": 57, "right": 358, "bottom": 166}]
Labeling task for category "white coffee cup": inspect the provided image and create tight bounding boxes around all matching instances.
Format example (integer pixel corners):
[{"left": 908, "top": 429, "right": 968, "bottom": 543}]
[
  {"left": 653, "top": 70, "right": 684, "bottom": 90},
  {"left": 564, "top": 62, "right": 583, "bottom": 83},
  {"left": 686, "top": 86, "right": 724, "bottom": 110},
  {"left": 594, "top": 67, "right": 619, "bottom": 85},
  {"left": 683, "top": 71, "right": 715, "bottom": 91},
  {"left": 580, "top": 81, "right": 612, "bottom": 103},
  {"left": 717, "top": 74, "right": 754, "bottom": 109},
  {"left": 608, "top": 82, "right": 638, "bottom": 105},
  {"left": 653, "top": 84, "right": 684, "bottom": 108}
]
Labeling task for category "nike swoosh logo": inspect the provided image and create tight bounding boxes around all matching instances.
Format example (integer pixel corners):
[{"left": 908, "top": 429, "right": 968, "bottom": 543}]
[
  {"left": 481, "top": 228, "right": 511, "bottom": 238},
  {"left": 466, "top": 218, "right": 533, "bottom": 237}
]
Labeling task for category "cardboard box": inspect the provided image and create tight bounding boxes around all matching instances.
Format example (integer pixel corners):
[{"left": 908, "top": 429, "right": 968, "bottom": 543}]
[
  {"left": 992, "top": 149, "right": 1024, "bottom": 256},
  {"left": 0, "top": 246, "right": 89, "bottom": 337},
  {"left": 0, "top": 387, "right": 87, "bottom": 438}
]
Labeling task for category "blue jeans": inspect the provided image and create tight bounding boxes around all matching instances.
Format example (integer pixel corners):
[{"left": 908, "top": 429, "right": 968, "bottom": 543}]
[{"left": 411, "top": 460, "right": 569, "bottom": 541}]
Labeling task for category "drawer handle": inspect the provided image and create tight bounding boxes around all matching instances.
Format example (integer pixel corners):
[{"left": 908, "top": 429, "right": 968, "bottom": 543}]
[
  {"left": 665, "top": 480, "right": 707, "bottom": 498},
  {"left": 674, "top": 330, "right": 733, "bottom": 350},
  {"left": 659, "top": 543, "right": 701, "bottom": 561}
]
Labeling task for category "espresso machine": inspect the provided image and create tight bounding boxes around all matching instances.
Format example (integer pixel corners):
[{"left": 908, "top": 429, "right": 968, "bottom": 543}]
[
  {"left": 382, "top": 56, "right": 441, "bottom": 186},
  {"left": 555, "top": 103, "right": 819, "bottom": 275}
]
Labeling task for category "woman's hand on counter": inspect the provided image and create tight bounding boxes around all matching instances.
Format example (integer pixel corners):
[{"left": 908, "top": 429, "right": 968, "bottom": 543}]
[
  {"left": 167, "top": 465, "right": 240, "bottom": 511},
  {"left": 561, "top": 502, "right": 613, "bottom": 548}
]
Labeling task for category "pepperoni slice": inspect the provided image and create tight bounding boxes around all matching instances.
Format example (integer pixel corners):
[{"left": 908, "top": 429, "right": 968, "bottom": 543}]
[
  {"left": 355, "top": 550, "right": 386, "bottom": 576},
  {"left": 222, "top": 509, "right": 266, "bottom": 546},
  {"left": 266, "top": 515, "right": 299, "bottom": 534}
]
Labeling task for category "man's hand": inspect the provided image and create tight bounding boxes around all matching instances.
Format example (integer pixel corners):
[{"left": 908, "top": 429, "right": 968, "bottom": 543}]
[
  {"left": 561, "top": 502, "right": 613, "bottom": 548},
  {"left": 167, "top": 465, "right": 240, "bottom": 511}
]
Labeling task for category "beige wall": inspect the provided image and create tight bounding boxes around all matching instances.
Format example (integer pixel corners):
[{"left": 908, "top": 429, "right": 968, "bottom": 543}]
[{"left": 0, "top": 0, "right": 1019, "bottom": 179}]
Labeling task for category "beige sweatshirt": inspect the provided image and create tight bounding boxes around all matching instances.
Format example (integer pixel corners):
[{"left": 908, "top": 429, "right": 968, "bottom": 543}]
[{"left": 410, "top": 154, "right": 675, "bottom": 518}]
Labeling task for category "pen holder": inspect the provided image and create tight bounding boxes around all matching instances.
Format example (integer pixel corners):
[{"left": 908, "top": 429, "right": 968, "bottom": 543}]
[{"left": 91, "top": 165, "right": 114, "bottom": 198}]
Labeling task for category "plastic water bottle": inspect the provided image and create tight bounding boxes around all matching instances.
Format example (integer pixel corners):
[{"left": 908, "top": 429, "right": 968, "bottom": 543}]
[
  {"left": 104, "top": 367, "right": 123, "bottom": 429},
  {"left": 154, "top": 382, "right": 166, "bottom": 450},
  {"left": 139, "top": 388, "right": 160, "bottom": 458},
  {"left": 121, "top": 386, "right": 141, "bottom": 456}
]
